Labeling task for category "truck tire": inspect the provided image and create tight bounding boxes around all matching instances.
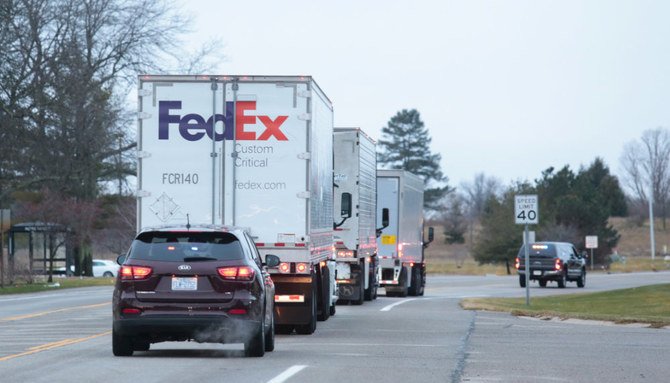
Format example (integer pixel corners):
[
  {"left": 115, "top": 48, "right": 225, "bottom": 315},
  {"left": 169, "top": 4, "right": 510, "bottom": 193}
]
[
  {"left": 408, "top": 266, "right": 420, "bottom": 296},
  {"left": 353, "top": 267, "right": 364, "bottom": 305},
  {"left": 295, "top": 281, "right": 317, "bottom": 335},
  {"left": 398, "top": 267, "right": 409, "bottom": 298},
  {"left": 577, "top": 269, "right": 586, "bottom": 288},
  {"left": 417, "top": 264, "right": 425, "bottom": 296},
  {"left": 557, "top": 270, "right": 567, "bottom": 288},
  {"left": 317, "top": 265, "right": 331, "bottom": 321},
  {"left": 364, "top": 258, "right": 378, "bottom": 301}
]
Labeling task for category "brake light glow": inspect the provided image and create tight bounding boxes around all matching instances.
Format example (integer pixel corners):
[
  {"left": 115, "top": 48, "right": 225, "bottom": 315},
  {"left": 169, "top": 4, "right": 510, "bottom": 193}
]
[
  {"left": 120, "top": 266, "right": 153, "bottom": 280},
  {"left": 217, "top": 266, "right": 255, "bottom": 281},
  {"left": 228, "top": 308, "right": 247, "bottom": 315},
  {"left": 122, "top": 308, "right": 141, "bottom": 315},
  {"left": 515, "top": 257, "right": 520, "bottom": 269},
  {"left": 555, "top": 259, "right": 563, "bottom": 271},
  {"left": 279, "top": 262, "right": 290, "bottom": 273},
  {"left": 296, "top": 263, "right": 308, "bottom": 273}
]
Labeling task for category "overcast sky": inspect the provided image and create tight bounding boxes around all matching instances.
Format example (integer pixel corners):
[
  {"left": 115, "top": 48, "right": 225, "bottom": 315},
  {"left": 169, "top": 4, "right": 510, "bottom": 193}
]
[{"left": 177, "top": 0, "right": 669, "bottom": 190}]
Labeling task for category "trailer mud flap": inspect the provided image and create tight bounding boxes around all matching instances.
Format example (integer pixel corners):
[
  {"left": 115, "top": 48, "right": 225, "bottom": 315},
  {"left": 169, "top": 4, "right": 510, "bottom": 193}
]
[{"left": 271, "top": 275, "right": 314, "bottom": 326}]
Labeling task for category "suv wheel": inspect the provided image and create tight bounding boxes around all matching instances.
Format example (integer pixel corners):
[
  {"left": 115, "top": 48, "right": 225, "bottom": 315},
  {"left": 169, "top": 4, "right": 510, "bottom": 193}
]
[
  {"left": 245, "top": 316, "right": 265, "bottom": 357},
  {"left": 519, "top": 274, "right": 526, "bottom": 288},
  {"left": 577, "top": 270, "right": 586, "bottom": 288},
  {"left": 264, "top": 310, "right": 275, "bottom": 352},
  {"left": 557, "top": 271, "right": 567, "bottom": 288},
  {"left": 112, "top": 330, "right": 134, "bottom": 357}
]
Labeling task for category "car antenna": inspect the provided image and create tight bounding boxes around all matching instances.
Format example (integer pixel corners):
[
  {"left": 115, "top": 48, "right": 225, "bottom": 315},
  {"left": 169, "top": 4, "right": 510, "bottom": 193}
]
[{"left": 186, "top": 214, "right": 191, "bottom": 230}]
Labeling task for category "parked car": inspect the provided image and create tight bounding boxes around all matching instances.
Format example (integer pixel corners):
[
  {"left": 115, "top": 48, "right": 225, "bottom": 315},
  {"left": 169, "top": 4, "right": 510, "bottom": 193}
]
[
  {"left": 515, "top": 241, "right": 586, "bottom": 288},
  {"left": 112, "top": 225, "right": 279, "bottom": 357},
  {"left": 93, "top": 259, "right": 120, "bottom": 277}
]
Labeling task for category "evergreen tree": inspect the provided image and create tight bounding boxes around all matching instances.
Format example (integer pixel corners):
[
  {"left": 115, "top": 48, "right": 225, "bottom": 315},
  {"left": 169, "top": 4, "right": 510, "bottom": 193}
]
[{"left": 377, "top": 109, "right": 451, "bottom": 209}]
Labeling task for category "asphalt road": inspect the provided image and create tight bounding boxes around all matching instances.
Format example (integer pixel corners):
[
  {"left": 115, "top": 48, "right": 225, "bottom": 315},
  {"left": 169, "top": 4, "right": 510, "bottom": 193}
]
[{"left": 0, "top": 272, "right": 668, "bottom": 383}]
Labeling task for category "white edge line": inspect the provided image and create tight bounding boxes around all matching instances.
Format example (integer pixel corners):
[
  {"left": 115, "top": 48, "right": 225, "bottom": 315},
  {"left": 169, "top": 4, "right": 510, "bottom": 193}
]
[
  {"left": 380, "top": 298, "right": 418, "bottom": 311},
  {"left": 267, "top": 365, "right": 308, "bottom": 383}
]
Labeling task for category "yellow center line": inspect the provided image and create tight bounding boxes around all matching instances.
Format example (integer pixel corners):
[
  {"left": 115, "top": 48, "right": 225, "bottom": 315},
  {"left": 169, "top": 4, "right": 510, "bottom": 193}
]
[
  {"left": 0, "top": 331, "right": 112, "bottom": 362},
  {"left": 0, "top": 302, "right": 110, "bottom": 322}
]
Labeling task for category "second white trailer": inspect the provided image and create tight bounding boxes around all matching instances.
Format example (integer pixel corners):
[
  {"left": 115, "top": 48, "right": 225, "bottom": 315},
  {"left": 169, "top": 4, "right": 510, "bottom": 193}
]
[{"left": 333, "top": 128, "right": 378, "bottom": 304}]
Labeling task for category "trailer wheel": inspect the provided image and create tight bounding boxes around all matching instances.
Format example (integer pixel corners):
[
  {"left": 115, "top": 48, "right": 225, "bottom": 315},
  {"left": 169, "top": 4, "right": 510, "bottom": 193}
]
[
  {"left": 417, "top": 264, "right": 425, "bottom": 296},
  {"left": 398, "top": 267, "right": 409, "bottom": 298},
  {"left": 364, "top": 258, "right": 378, "bottom": 301},
  {"left": 275, "top": 325, "right": 294, "bottom": 335},
  {"left": 295, "top": 280, "right": 317, "bottom": 335},
  {"left": 317, "top": 264, "right": 330, "bottom": 321},
  {"left": 408, "top": 266, "right": 420, "bottom": 296},
  {"left": 352, "top": 267, "right": 364, "bottom": 305}
]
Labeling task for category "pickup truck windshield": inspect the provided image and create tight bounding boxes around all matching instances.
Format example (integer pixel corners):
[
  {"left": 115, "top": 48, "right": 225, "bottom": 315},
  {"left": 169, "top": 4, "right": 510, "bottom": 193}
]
[{"left": 518, "top": 243, "right": 557, "bottom": 257}]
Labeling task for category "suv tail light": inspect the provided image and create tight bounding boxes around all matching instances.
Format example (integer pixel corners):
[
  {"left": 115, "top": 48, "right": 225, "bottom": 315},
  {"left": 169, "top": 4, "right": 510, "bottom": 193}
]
[
  {"left": 515, "top": 257, "right": 520, "bottom": 269},
  {"left": 555, "top": 258, "right": 563, "bottom": 271},
  {"left": 120, "top": 265, "right": 153, "bottom": 280},
  {"left": 217, "top": 266, "right": 255, "bottom": 281}
]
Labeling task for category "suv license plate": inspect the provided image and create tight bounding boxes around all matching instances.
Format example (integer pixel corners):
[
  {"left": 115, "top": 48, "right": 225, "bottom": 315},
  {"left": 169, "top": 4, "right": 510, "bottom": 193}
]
[
  {"left": 172, "top": 277, "right": 197, "bottom": 291},
  {"left": 533, "top": 270, "right": 542, "bottom": 276}
]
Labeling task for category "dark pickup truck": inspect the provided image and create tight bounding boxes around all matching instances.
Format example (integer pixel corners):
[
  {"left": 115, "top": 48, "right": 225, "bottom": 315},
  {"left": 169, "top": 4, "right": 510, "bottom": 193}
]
[{"left": 515, "top": 242, "right": 586, "bottom": 288}]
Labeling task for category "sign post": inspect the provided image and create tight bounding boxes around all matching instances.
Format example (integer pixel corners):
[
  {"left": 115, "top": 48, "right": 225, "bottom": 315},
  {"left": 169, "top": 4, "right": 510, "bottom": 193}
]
[
  {"left": 585, "top": 235, "right": 598, "bottom": 270},
  {"left": 515, "top": 195, "right": 538, "bottom": 306}
]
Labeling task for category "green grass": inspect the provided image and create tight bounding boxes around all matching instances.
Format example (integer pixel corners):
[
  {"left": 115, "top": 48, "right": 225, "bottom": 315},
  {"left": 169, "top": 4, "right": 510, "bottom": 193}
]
[
  {"left": 0, "top": 277, "right": 115, "bottom": 295},
  {"left": 461, "top": 284, "right": 670, "bottom": 327}
]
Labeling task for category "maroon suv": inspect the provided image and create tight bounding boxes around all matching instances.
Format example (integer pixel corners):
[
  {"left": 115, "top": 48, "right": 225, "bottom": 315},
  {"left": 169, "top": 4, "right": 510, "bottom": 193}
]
[{"left": 112, "top": 226, "right": 280, "bottom": 357}]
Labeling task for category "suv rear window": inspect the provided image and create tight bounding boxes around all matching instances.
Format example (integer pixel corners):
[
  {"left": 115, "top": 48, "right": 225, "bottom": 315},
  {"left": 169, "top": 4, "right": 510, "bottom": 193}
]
[
  {"left": 128, "top": 231, "right": 245, "bottom": 261},
  {"left": 518, "top": 243, "right": 557, "bottom": 257}
]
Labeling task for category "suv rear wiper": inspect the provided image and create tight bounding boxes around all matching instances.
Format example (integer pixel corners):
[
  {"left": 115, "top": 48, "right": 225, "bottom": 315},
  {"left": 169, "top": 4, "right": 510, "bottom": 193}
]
[{"left": 183, "top": 256, "right": 218, "bottom": 262}]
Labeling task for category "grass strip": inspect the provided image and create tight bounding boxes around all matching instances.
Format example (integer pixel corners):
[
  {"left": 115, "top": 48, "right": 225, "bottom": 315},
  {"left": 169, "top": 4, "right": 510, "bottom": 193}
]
[
  {"left": 461, "top": 284, "right": 670, "bottom": 328},
  {"left": 0, "top": 278, "right": 115, "bottom": 295}
]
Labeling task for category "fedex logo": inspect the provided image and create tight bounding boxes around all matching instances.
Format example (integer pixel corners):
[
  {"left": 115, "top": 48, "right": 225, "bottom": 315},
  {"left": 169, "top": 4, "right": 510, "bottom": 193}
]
[{"left": 158, "top": 101, "right": 288, "bottom": 141}]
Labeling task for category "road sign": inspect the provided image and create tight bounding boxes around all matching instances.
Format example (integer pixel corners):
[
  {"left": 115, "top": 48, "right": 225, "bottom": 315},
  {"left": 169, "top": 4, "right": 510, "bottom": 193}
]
[
  {"left": 585, "top": 235, "right": 598, "bottom": 249},
  {"left": 515, "top": 195, "right": 538, "bottom": 225}
]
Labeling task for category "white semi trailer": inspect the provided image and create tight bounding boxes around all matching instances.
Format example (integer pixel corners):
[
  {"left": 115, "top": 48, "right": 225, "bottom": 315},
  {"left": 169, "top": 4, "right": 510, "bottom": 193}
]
[
  {"left": 136, "top": 75, "right": 336, "bottom": 334},
  {"left": 333, "top": 128, "right": 379, "bottom": 304},
  {"left": 376, "top": 170, "right": 433, "bottom": 297}
]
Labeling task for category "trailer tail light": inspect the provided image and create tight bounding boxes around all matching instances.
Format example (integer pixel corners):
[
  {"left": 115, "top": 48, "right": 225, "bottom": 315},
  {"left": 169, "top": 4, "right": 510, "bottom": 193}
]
[
  {"left": 515, "top": 257, "right": 520, "bottom": 269},
  {"left": 217, "top": 266, "right": 255, "bottom": 281},
  {"left": 120, "top": 266, "right": 153, "bottom": 280},
  {"left": 555, "top": 259, "right": 563, "bottom": 271},
  {"left": 337, "top": 250, "right": 354, "bottom": 258},
  {"left": 398, "top": 243, "right": 404, "bottom": 258},
  {"left": 296, "top": 263, "right": 309, "bottom": 274},
  {"left": 278, "top": 262, "right": 290, "bottom": 273}
]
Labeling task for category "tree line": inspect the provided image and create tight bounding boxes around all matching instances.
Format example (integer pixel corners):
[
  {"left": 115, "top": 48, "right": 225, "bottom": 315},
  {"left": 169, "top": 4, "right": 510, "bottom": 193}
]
[
  {"left": 0, "top": 0, "right": 218, "bottom": 280},
  {"left": 376, "top": 109, "right": 669, "bottom": 268}
]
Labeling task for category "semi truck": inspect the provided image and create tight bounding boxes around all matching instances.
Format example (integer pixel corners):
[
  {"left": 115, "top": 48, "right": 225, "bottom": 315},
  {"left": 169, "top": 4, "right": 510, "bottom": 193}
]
[
  {"left": 136, "top": 75, "right": 336, "bottom": 334},
  {"left": 333, "top": 128, "right": 379, "bottom": 304},
  {"left": 376, "top": 169, "right": 433, "bottom": 297}
]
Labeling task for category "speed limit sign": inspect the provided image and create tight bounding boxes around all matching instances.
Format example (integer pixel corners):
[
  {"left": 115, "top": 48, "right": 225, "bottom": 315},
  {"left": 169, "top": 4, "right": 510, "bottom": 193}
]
[{"left": 515, "top": 195, "right": 538, "bottom": 224}]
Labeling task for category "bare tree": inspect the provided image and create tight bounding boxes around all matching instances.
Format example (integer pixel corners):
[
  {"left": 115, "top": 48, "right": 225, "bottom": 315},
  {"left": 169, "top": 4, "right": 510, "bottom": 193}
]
[
  {"left": 0, "top": 0, "right": 221, "bottom": 203},
  {"left": 620, "top": 128, "right": 670, "bottom": 228},
  {"left": 459, "top": 173, "right": 502, "bottom": 244}
]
